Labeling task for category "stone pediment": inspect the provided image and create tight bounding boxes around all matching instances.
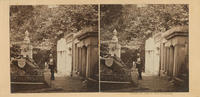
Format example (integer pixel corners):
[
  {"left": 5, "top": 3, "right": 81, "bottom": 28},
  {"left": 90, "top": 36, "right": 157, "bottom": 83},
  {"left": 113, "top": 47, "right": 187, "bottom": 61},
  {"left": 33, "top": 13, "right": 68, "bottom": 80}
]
[
  {"left": 162, "top": 26, "right": 188, "bottom": 40},
  {"left": 76, "top": 31, "right": 98, "bottom": 40}
]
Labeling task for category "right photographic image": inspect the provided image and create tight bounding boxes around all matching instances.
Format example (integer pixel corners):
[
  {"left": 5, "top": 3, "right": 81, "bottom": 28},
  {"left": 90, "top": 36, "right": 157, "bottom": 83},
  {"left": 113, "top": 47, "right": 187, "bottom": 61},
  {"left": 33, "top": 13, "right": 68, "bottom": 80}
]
[{"left": 100, "top": 4, "right": 189, "bottom": 92}]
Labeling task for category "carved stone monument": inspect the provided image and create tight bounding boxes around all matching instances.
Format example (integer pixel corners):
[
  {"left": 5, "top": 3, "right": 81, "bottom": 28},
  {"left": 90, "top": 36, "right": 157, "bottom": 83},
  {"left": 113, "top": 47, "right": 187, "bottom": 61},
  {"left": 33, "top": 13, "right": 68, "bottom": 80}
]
[
  {"left": 21, "top": 30, "right": 33, "bottom": 58},
  {"left": 108, "top": 29, "right": 121, "bottom": 58}
]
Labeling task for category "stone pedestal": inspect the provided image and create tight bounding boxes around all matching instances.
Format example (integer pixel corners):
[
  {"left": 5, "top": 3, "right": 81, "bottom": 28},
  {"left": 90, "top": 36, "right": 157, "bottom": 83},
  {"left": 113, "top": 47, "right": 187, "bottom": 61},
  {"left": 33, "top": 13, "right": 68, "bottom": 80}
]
[{"left": 109, "top": 43, "right": 121, "bottom": 58}]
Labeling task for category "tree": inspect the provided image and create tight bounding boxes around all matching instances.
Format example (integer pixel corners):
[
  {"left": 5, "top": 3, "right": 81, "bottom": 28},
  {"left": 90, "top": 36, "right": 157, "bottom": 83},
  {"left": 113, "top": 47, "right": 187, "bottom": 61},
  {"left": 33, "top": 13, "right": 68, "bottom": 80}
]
[
  {"left": 100, "top": 4, "right": 189, "bottom": 44},
  {"left": 10, "top": 5, "right": 98, "bottom": 48}
]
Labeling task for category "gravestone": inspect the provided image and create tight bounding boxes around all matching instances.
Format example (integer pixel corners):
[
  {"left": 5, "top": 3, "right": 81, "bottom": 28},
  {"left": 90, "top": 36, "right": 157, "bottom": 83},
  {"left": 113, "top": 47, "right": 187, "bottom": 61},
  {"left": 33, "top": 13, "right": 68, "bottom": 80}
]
[
  {"left": 57, "top": 36, "right": 72, "bottom": 76},
  {"left": 145, "top": 33, "right": 161, "bottom": 76},
  {"left": 57, "top": 38, "right": 67, "bottom": 76}
]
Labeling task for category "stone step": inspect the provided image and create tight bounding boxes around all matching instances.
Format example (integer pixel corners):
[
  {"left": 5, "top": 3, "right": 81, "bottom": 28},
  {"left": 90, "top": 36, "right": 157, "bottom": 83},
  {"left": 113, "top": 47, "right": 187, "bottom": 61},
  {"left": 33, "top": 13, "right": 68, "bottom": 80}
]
[
  {"left": 174, "top": 77, "right": 184, "bottom": 83},
  {"left": 173, "top": 77, "right": 185, "bottom": 86},
  {"left": 179, "top": 73, "right": 188, "bottom": 80}
]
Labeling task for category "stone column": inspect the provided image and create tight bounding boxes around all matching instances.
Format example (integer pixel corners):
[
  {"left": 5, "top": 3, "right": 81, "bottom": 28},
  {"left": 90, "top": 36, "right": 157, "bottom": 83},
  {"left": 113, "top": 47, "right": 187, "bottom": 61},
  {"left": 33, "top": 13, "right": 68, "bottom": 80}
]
[
  {"left": 81, "top": 46, "right": 87, "bottom": 77},
  {"left": 86, "top": 44, "right": 98, "bottom": 78},
  {"left": 164, "top": 46, "right": 168, "bottom": 72},
  {"left": 163, "top": 45, "right": 166, "bottom": 72},
  {"left": 166, "top": 47, "right": 169, "bottom": 75},
  {"left": 86, "top": 45, "right": 91, "bottom": 78},
  {"left": 160, "top": 44, "right": 164, "bottom": 72},
  {"left": 74, "top": 44, "right": 78, "bottom": 72},
  {"left": 173, "top": 44, "right": 186, "bottom": 77},
  {"left": 73, "top": 40, "right": 79, "bottom": 75},
  {"left": 78, "top": 47, "right": 82, "bottom": 75},
  {"left": 169, "top": 46, "right": 174, "bottom": 76},
  {"left": 162, "top": 46, "right": 165, "bottom": 72},
  {"left": 173, "top": 45, "right": 178, "bottom": 77}
]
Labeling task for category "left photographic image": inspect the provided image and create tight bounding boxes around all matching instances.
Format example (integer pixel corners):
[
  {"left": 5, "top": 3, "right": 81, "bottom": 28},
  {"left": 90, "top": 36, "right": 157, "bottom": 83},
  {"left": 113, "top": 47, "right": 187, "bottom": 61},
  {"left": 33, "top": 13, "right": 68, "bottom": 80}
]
[{"left": 10, "top": 5, "right": 99, "bottom": 93}]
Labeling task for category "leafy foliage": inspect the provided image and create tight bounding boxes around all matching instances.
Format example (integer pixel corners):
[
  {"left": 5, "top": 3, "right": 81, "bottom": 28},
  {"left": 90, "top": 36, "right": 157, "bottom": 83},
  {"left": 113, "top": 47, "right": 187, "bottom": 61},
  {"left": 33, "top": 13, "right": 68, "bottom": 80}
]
[
  {"left": 100, "top": 4, "right": 189, "bottom": 45},
  {"left": 10, "top": 44, "right": 21, "bottom": 58},
  {"left": 100, "top": 43, "right": 109, "bottom": 57},
  {"left": 10, "top": 5, "right": 98, "bottom": 47}
]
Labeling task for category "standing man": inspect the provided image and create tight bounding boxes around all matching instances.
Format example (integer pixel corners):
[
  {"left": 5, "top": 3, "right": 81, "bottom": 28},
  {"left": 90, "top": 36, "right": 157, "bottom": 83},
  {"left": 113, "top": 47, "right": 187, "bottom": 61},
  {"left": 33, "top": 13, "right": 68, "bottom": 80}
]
[
  {"left": 49, "top": 54, "right": 55, "bottom": 80},
  {"left": 136, "top": 53, "right": 142, "bottom": 80}
]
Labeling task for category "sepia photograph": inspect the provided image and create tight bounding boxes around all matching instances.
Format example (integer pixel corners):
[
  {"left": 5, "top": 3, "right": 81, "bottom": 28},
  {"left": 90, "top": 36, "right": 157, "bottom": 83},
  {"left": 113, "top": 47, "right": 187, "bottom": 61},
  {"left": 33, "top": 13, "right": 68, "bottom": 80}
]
[
  {"left": 100, "top": 4, "right": 189, "bottom": 92},
  {"left": 10, "top": 5, "right": 99, "bottom": 93},
  {"left": 1, "top": 0, "right": 200, "bottom": 96},
  {"left": 8, "top": 3, "right": 190, "bottom": 93}
]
